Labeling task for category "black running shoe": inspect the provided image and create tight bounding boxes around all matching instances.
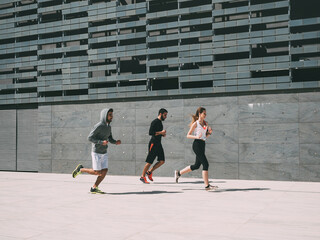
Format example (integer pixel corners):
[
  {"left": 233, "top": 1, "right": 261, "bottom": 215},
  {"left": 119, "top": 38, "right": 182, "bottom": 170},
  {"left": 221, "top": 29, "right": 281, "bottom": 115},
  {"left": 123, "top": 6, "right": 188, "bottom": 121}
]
[
  {"left": 205, "top": 184, "right": 218, "bottom": 191},
  {"left": 174, "top": 170, "right": 180, "bottom": 183},
  {"left": 90, "top": 187, "right": 105, "bottom": 194}
]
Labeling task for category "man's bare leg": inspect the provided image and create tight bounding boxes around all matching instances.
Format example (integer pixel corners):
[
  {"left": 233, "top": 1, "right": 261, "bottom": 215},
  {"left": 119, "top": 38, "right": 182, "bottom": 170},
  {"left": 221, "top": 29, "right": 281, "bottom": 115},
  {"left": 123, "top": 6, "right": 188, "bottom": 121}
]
[
  {"left": 93, "top": 168, "right": 108, "bottom": 188},
  {"left": 149, "top": 160, "right": 164, "bottom": 173}
]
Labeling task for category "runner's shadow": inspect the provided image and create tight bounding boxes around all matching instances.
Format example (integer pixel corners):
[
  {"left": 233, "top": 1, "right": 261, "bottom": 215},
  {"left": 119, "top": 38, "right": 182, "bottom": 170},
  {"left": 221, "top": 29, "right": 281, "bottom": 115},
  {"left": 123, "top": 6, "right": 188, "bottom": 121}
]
[
  {"left": 108, "top": 190, "right": 182, "bottom": 195},
  {"left": 153, "top": 181, "right": 202, "bottom": 185},
  {"left": 212, "top": 188, "right": 270, "bottom": 193},
  {"left": 153, "top": 181, "right": 226, "bottom": 185},
  {"left": 182, "top": 188, "right": 270, "bottom": 192}
]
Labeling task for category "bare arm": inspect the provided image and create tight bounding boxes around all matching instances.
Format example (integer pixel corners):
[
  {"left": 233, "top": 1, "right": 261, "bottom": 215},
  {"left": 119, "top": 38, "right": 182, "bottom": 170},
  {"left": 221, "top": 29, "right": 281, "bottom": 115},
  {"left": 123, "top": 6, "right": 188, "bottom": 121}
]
[{"left": 187, "top": 122, "right": 200, "bottom": 139}]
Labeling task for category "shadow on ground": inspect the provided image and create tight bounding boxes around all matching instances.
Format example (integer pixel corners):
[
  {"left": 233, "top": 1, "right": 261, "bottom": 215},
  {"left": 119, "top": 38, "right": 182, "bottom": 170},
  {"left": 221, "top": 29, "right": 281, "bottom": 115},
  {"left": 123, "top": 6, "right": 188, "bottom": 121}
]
[
  {"left": 108, "top": 190, "right": 183, "bottom": 195},
  {"left": 153, "top": 181, "right": 226, "bottom": 185},
  {"left": 181, "top": 188, "right": 270, "bottom": 192},
  {"left": 212, "top": 188, "right": 270, "bottom": 193}
]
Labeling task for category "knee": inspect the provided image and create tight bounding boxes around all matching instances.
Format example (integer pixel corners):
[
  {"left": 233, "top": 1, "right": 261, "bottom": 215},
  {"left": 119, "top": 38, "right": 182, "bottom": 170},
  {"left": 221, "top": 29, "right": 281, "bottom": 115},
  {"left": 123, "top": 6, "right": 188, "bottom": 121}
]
[
  {"left": 190, "top": 164, "right": 200, "bottom": 171},
  {"left": 101, "top": 169, "right": 108, "bottom": 176},
  {"left": 94, "top": 170, "right": 102, "bottom": 176},
  {"left": 203, "top": 162, "right": 209, "bottom": 171},
  {"left": 159, "top": 160, "right": 165, "bottom": 165}
]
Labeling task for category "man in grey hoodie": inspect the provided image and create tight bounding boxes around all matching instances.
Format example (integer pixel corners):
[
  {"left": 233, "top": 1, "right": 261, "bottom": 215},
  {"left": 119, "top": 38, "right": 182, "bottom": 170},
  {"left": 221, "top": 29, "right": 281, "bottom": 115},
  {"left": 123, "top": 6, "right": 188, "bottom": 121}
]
[{"left": 72, "top": 108, "right": 121, "bottom": 194}]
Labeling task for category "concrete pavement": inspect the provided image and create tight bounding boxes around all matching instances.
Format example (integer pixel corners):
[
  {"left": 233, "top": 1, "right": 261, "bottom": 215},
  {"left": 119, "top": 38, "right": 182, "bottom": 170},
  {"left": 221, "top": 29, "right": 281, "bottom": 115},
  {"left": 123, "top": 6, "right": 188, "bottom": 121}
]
[{"left": 0, "top": 172, "right": 319, "bottom": 240}]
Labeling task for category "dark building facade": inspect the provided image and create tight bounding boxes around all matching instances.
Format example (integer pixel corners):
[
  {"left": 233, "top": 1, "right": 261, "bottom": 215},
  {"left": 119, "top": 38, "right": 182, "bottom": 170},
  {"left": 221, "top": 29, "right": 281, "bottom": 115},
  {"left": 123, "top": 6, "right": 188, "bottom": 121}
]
[{"left": 0, "top": 0, "right": 319, "bottom": 105}]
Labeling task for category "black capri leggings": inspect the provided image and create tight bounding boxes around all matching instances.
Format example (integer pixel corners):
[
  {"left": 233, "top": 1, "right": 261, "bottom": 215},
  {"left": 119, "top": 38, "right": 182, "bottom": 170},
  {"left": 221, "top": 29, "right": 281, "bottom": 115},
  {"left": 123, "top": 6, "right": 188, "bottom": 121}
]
[{"left": 190, "top": 139, "right": 209, "bottom": 171}]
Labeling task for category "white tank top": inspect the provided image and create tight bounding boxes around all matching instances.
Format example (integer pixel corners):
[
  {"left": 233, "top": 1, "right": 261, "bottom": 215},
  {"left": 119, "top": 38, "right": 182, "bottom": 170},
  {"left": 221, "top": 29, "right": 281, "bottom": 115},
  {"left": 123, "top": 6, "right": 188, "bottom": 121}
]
[{"left": 194, "top": 120, "right": 207, "bottom": 141}]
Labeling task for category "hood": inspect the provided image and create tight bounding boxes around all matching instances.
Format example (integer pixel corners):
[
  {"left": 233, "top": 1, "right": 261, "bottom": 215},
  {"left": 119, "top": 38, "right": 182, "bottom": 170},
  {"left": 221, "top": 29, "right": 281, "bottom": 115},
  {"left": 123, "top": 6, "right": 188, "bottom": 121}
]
[{"left": 100, "top": 108, "right": 112, "bottom": 124}]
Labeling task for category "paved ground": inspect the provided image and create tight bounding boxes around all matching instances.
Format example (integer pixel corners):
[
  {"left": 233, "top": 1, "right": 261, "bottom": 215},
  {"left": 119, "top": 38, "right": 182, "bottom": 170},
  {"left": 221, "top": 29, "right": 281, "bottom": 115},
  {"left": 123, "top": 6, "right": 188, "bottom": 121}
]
[{"left": 0, "top": 172, "right": 319, "bottom": 240}]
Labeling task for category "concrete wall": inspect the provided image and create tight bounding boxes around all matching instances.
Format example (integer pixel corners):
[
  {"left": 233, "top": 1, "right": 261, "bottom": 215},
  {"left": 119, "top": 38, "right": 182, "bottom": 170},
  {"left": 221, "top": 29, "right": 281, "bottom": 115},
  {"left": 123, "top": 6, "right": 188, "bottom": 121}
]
[
  {"left": 1, "top": 92, "right": 318, "bottom": 181},
  {"left": 34, "top": 91, "right": 320, "bottom": 181},
  {"left": 0, "top": 110, "right": 16, "bottom": 170},
  {"left": 17, "top": 109, "right": 38, "bottom": 171},
  {"left": 0, "top": 109, "right": 38, "bottom": 171}
]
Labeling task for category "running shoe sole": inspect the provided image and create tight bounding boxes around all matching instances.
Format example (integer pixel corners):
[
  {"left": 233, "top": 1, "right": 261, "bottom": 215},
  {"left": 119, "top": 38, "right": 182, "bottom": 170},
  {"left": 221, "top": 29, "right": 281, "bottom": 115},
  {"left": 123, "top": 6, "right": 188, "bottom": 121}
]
[
  {"left": 72, "top": 164, "right": 83, "bottom": 178},
  {"left": 146, "top": 171, "right": 153, "bottom": 181},
  {"left": 140, "top": 177, "right": 150, "bottom": 184}
]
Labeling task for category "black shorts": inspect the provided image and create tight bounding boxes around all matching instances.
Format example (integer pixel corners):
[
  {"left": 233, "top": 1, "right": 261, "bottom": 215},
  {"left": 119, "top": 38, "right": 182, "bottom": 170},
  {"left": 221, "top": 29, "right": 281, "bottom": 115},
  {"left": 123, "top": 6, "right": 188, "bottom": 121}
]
[{"left": 145, "top": 141, "right": 165, "bottom": 164}]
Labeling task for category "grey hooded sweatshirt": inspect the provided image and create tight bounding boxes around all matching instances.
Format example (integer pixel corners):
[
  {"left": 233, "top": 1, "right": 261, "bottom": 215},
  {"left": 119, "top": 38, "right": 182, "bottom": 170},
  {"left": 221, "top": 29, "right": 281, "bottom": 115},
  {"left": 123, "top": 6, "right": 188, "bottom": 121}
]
[{"left": 88, "top": 108, "right": 117, "bottom": 154}]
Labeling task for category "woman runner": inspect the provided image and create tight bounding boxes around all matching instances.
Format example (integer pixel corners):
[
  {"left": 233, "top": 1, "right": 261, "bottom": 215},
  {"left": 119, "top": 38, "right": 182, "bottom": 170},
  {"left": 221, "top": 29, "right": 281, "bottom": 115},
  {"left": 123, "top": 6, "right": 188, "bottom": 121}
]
[{"left": 174, "top": 107, "right": 218, "bottom": 190}]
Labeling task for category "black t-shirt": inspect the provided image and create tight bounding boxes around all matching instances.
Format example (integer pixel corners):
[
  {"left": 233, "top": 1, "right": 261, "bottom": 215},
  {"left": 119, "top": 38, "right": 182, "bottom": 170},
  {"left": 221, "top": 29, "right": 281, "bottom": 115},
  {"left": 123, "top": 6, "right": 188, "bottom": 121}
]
[{"left": 149, "top": 118, "right": 163, "bottom": 143}]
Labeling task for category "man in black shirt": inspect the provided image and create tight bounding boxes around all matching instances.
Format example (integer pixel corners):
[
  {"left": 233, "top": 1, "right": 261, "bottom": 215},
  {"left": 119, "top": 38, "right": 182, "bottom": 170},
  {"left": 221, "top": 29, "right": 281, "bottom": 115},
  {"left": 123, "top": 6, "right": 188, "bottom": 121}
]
[{"left": 140, "top": 108, "right": 168, "bottom": 184}]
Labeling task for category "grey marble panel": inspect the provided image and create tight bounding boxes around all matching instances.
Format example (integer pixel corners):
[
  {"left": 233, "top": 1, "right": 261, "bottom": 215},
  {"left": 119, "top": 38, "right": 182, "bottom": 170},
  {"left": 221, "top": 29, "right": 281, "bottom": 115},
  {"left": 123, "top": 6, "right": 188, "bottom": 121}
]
[
  {"left": 88, "top": 102, "right": 136, "bottom": 110},
  {"left": 0, "top": 110, "right": 16, "bottom": 128},
  {"left": 239, "top": 143, "right": 299, "bottom": 164},
  {"left": 17, "top": 109, "right": 37, "bottom": 131},
  {"left": 52, "top": 104, "right": 92, "bottom": 112},
  {"left": 105, "top": 108, "right": 136, "bottom": 127},
  {"left": 0, "top": 130, "right": 16, "bottom": 150},
  {"left": 299, "top": 92, "right": 320, "bottom": 102},
  {"left": 183, "top": 104, "right": 238, "bottom": 125},
  {"left": 52, "top": 110, "right": 92, "bottom": 128},
  {"left": 108, "top": 144, "right": 135, "bottom": 161},
  {"left": 135, "top": 107, "right": 181, "bottom": 126},
  {"left": 239, "top": 93, "right": 299, "bottom": 104},
  {"left": 52, "top": 127, "right": 92, "bottom": 144},
  {"left": 184, "top": 146, "right": 197, "bottom": 164},
  {"left": 38, "top": 128, "right": 51, "bottom": 144},
  {"left": 0, "top": 152, "right": 16, "bottom": 171},
  {"left": 239, "top": 163, "right": 300, "bottom": 181},
  {"left": 165, "top": 107, "right": 184, "bottom": 125},
  {"left": 208, "top": 124, "right": 238, "bottom": 144},
  {"left": 17, "top": 132, "right": 37, "bottom": 153},
  {"left": 164, "top": 125, "right": 187, "bottom": 145},
  {"left": 17, "top": 154, "right": 39, "bottom": 172},
  {"left": 212, "top": 162, "right": 239, "bottom": 179},
  {"left": 135, "top": 126, "right": 150, "bottom": 144},
  {"left": 135, "top": 98, "right": 183, "bottom": 109},
  {"left": 206, "top": 143, "right": 238, "bottom": 163},
  {"left": 299, "top": 165, "right": 320, "bottom": 182},
  {"left": 299, "top": 102, "right": 320, "bottom": 123},
  {"left": 110, "top": 126, "right": 135, "bottom": 144},
  {"left": 183, "top": 142, "right": 237, "bottom": 166},
  {"left": 238, "top": 103, "right": 298, "bottom": 124},
  {"left": 38, "top": 159, "right": 52, "bottom": 173},
  {"left": 300, "top": 123, "right": 320, "bottom": 144},
  {"left": 135, "top": 144, "right": 148, "bottom": 163},
  {"left": 37, "top": 144, "right": 51, "bottom": 160},
  {"left": 38, "top": 105, "right": 51, "bottom": 113},
  {"left": 182, "top": 106, "right": 197, "bottom": 126},
  {"left": 38, "top": 112, "right": 52, "bottom": 127},
  {"left": 184, "top": 96, "right": 237, "bottom": 106},
  {"left": 300, "top": 144, "right": 320, "bottom": 165},
  {"left": 51, "top": 159, "right": 91, "bottom": 174},
  {"left": 239, "top": 123, "right": 299, "bottom": 143},
  {"left": 135, "top": 108, "right": 158, "bottom": 126},
  {"left": 162, "top": 142, "right": 185, "bottom": 161},
  {"left": 207, "top": 104, "right": 239, "bottom": 124},
  {"left": 108, "top": 160, "right": 136, "bottom": 176},
  {"left": 52, "top": 143, "right": 91, "bottom": 160}
]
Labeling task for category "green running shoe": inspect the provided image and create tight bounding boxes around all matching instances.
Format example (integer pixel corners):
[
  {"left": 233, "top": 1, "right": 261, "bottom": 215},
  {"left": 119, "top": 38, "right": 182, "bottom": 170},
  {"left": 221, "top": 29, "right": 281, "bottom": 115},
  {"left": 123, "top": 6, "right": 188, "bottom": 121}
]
[
  {"left": 90, "top": 187, "right": 106, "bottom": 194},
  {"left": 72, "top": 164, "right": 83, "bottom": 178}
]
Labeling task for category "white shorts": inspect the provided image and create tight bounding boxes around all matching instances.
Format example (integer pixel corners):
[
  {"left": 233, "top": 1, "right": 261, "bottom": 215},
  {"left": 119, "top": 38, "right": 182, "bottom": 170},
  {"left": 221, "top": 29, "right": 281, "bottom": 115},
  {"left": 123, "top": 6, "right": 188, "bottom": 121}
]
[{"left": 91, "top": 152, "right": 108, "bottom": 171}]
